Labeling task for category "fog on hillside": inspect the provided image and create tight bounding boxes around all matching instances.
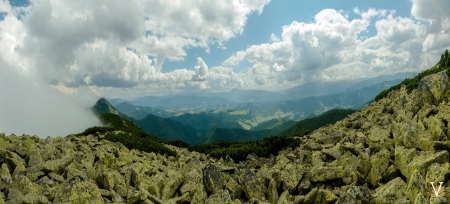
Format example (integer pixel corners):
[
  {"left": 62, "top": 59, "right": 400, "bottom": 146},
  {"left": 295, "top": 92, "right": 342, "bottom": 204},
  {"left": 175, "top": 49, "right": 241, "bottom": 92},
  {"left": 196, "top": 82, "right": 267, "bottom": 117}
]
[{"left": 0, "top": 68, "right": 101, "bottom": 138}]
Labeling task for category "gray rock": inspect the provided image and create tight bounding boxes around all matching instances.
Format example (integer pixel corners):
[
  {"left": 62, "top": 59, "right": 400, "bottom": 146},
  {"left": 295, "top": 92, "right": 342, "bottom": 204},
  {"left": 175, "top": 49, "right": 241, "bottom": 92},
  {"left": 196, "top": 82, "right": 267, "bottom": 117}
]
[
  {"left": 205, "top": 189, "right": 233, "bottom": 204},
  {"left": 238, "top": 167, "right": 266, "bottom": 201},
  {"left": 337, "top": 185, "right": 372, "bottom": 204},
  {"left": 309, "top": 166, "right": 345, "bottom": 182},
  {"left": 203, "top": 163, "right": 224, "bottom": 195},
  {"left": 53, "top": 176, "right": 103, "bottom": 204},
  {"left": 417, "top": 70, "right": 450, "bottom": 107}
]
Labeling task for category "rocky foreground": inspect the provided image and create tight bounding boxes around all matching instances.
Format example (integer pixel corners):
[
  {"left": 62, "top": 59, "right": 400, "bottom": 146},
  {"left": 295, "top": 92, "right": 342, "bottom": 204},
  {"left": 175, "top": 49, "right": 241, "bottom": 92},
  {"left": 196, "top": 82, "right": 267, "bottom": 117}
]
[{"left": 2, "top": 71, "right": 450, "bottom": 203}]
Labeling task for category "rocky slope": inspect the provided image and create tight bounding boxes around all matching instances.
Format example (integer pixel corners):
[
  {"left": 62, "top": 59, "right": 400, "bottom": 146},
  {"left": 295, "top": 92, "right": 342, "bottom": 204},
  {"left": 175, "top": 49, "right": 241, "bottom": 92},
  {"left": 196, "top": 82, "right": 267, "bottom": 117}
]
[{"left": 1, "top": 71, "right": 450, "bottom": 203}]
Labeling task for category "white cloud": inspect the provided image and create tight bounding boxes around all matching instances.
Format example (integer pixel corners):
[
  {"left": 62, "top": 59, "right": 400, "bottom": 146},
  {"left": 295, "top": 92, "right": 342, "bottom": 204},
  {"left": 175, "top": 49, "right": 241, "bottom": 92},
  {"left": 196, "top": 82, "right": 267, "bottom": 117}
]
[
  {"left": 411, "top": 0, "right": 450, "bottom": 52},
  {"left": 1, "top": 0, "right": 450, "bottom": 103},
  {"left": 224, "top": 9, "right": 370, "bottom": 83},
  {"left": 223, "top": 5, "right": 450, "bottom": 86},
  {"left": 192, "top": 57, "right": 209, "bottom": 81},
  {"left": 361, "top": 8, "right": 387, "bottom": 20},
  {"left": 1, "top": 0, "right": 271, "bottom": 90},
  {"left": 269, "top": 33, "right": 280, "bottom": 42}
]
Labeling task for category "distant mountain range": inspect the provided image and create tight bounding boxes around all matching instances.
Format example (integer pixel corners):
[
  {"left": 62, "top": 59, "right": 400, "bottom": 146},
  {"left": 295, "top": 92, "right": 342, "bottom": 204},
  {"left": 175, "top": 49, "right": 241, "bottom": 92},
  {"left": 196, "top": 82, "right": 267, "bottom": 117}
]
[
  {"left": 111, "top": 78, "right": 404, "bottom": 130},
  {"left": 93, "top": 97, "right": 358, "bottom": 144},
  {"left": 95, "top": 72, "right": 413, "bottom": 144},
  {"left": 110, "top": 72, "right": 414, "bottom": 109}
]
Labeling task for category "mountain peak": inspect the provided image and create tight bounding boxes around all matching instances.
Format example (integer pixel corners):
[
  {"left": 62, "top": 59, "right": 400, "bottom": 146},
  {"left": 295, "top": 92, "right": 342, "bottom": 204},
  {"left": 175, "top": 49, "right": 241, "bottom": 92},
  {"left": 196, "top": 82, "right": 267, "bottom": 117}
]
[{"left": 93, "top": 97, "right": 120, "bottom": 116}]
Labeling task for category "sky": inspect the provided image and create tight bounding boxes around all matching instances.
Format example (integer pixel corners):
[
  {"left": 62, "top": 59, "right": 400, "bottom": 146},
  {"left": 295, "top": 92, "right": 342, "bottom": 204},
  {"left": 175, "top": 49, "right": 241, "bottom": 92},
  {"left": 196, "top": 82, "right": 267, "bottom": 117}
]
[{"left": 1, "top": 0, "right": 450, "bottom": 136}]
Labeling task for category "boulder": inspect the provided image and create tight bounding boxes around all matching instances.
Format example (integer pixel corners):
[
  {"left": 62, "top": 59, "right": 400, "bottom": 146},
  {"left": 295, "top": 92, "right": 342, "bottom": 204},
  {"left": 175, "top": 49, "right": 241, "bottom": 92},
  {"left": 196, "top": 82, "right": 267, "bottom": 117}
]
[
  {"left": 95, "top": 169, "right": 127, "bottom": 197},
  {"left": 406, "top": 169, "right": 428, "bottom": 202},
  {"left": 266, "top": 178, "right": 278, "bottom": 203},
  {"left": 426, "top": 163, "right": 450, "bottom": 184},
  {"left": 191, "top": 185, "right": 209, "bottom": 204},
  {"left": 426, "top": 116, "right": 447, "bottom": 141},
  {"left": 202, "top": 164, "right": 224, "bottom": 195},
  {"left": 372, "top": 177, "right": 408, "bottom": 204},
  {"left": 337, "top": 185, "right": 372, "bottom": 204},
  {"left": 205, "top": 189, "right": 233, "bottom": 204},
  {"left": 303, "top": 188, "right": 318, "bottom": 204},
  {"left": 314, "top": 189, "right": 338, "bottom": 204},
  {"left": 7, "top": 175, "right": 45, "bottom": 203},
  {"left": 395, "top": 146, "right": 417, "bottom": 178},
  {"left": 314, "top": 131, "right": 342, "bottom": 145},
  {"left": 27, "top": 148, "right": 43, "bottom": 167},
  {"left": 309, "top": 166, "right": 345, "bottom": 182},
  {"left": 407, "top": 150, "right": 448, "bottom": 179},
  {"left": 277, "top": 190, "right": 292, "bottom": 204},
  {"left": 3, "top": 150, "right": 26, "bottom": 171},
  {"left": 225, "top": 177, "right": 242, "bottom": 200},
  {"left": 367, "top": 126, "right": 393, "bottom": 151},
  {"left": 279, "top": 162, "right": 303, "bottom": 194},
  {"left": 42, "top": 156, "right": 73, "bottom": 174},
  {"left": 366, "top": 148, "right": 390, "bottom": 187},
  {"left": 417, "top": 70, "right": 450, "bottom": 107},
  {"left": 238, "top": 167, "right": 266, "bottom": 201},
  {"left": 0, "top": 163, "right": 11, "bottom": 190},
  {"left": 53, "top": 176, "right": 103, "bottom": 204},
  {"left": 161, "top": 170, "right": 185, "bottom": 200}
]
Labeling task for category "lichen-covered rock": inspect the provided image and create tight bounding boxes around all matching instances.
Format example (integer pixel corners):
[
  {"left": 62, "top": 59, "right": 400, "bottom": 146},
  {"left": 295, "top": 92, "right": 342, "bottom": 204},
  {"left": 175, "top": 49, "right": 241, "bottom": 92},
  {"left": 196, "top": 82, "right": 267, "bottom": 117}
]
[
  {"left": 225, "top": 177, "right": 242, "bottom": 200},
  {"left": 309, "top": 166, "right": 345, "bottom": 182},
  {"left": 161, "top": 170, "right": 185, "bottom": 200},
  {"left": 0, "top": 163, "right": 11, "bottom": 190},
  {"left": 430, "top": 197, "right": 448, "bottom": 204},
  {"left": 395, "top": 146, "right": 417, "bottom": 178},
  {"left": 95, "top": 168, "right": 127, "bottom": 197},
  {"left": 314, "top": 131, "right": 342, "bottom": 144},
  {"left": 7, "top": 175, "right": 46, "bottom": 203},
  {"left": 407, "top": 150, "right": 449, "bottom": 179},
  {"left": 426, "top": 163, "right": 450, "bottom": 184},
  {"left": 238, "top": 167, "right": 266, "bottom": 201},
  {"left": 314, "top": 189, "right": 338, "bottom": 204},
  {"left": 406, "top": 169, "right": 428, "bottom": 202},
  {"left": 53, "top": 176, "right": 103, "bottom": 204},
  {"left": 191, "top": 185, "right": 209, "bottom": 204},
  {"left": 27, "top": 148, "right": 43, "bottom": 167},
  {"left": 42, "top": 156, "right": 73, "bottom": 174},
  {"left": 367, "top": 126, "right": 393, "bottom": 151},
  {"left": 277, "top": 190, "right": 291, "bottom": 204},
  {"left": 303, "top": 188, "right": 318, "bottom": 204},
  {"left": 337, "top": 185, "right": 372, "bottom": 204},
  {"left": 413, "top": 192, "right": 427, "bottom": 204},
  {"left": 3, "top": 150, "right": 26, "bottom": 171},
  {"left": 266, "top": 178, "right": 278, "bottom": 203},
  {"left": 372, "top": 177, "right": 408, "bottom": 204},
  {"left": 205, "top": 189, "right": 233, "bottom": 204},
  {"left": 279, "top": 162, "right": 303, "bottom": 194},
  {"left": 366, "top": 148, "right": 390, "bottom": 187},
  {"left": 203, "top": 163, "right": 224, "bottom": 195},
  {"left": 417, "top": 70, "right": 450, "bottom": 107}
]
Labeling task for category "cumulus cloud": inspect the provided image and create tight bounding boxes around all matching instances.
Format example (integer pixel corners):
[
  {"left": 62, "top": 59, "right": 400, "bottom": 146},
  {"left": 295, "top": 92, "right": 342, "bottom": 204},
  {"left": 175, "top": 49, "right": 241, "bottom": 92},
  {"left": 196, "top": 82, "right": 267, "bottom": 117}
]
[
  {"left": 192, "top": 57, "right": 209, "bottom": 81},
  {"left": 1, "top": 0, "right": 270, "bottom": 90},
  {"left": 1, "top": 0, "right": 450, "bottom": 104},
  {"left": 224, "top": 9, "right": 369, "bottom": 83},
  {"left": 224, "top": 3, "right": 450, "bottom": 85},
  {"left": 411, "top": 0, "right": 450, "bottom": 52},
  {"left": 269, "top": 33, "right": 280, "bottom": 42}
]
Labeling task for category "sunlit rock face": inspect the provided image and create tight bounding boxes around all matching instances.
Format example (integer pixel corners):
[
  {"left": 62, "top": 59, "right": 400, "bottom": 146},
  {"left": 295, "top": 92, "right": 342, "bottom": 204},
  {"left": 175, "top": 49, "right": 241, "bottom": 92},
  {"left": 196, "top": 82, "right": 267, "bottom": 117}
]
[{"left": 2, "top": 71, "right": 450, "bottom": 203}]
